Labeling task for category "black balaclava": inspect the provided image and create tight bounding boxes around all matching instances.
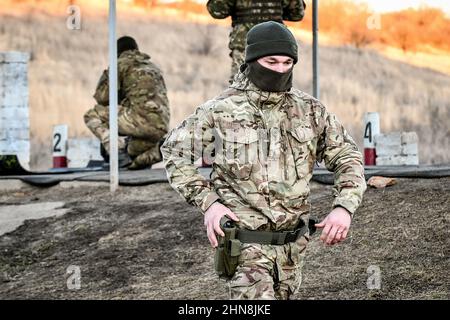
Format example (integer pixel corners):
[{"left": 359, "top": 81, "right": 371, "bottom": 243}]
[
  {"left": 117, "top": 36, "right": 139, "bottom": 57},
  {"left": 244, "top": 21, "right": 298, "bottom": 92},
  {"left": 246, "top": 61, "right": 293, "bottom": 92}
]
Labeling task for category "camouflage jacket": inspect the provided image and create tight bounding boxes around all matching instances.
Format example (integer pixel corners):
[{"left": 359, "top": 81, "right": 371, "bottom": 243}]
[
  {"left": 207, "top": 0, "right": 306, "bottom": 51},
  {"left": 162, "top": 70, "right": 366, "bottom": 231},
  {"left": 93, "top": 50, "right": 170, "bottom": 132}
]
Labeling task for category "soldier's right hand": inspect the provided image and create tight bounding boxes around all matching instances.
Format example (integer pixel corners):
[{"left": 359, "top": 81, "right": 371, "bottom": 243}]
[{"left": 204, "top": 202, "right": 239, "bottom": 248}]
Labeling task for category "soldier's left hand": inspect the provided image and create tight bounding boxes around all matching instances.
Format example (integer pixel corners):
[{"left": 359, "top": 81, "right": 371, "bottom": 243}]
[{"left": 315, "top": 207, "right": 351, "bottom": 245}]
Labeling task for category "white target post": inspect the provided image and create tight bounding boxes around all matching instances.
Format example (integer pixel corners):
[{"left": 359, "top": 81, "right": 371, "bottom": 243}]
[
  {"left": 363, "top": 112, "right": 380, "bottom": 166},
  {"left": 108, "top": 0, "right": 119, "bottom": 192},
  {"left": 52, "top": 124, "right": 68, "bottom": 168}
]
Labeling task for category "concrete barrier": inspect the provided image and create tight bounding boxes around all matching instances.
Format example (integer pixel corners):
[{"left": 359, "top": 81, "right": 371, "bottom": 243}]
[
  {"left": 375, "top": 132, "right": 419, "bottom": 165},
  {"left": 0, "top": 52, "right": 30, "bottom": 170},
  {"left": 67, "top": 138, "right": 102, "bottom": 168}
]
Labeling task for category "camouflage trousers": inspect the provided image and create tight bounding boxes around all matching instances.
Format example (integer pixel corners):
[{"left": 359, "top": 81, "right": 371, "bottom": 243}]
[
  {"left": 84, "top": 104, "right": 166, "bottom": 169},
  {"left": 228, "top": 234, "right": 309, "bottom": 300},
  {"left": 230, "top": 48, "right": 245, "bottom": 83}
]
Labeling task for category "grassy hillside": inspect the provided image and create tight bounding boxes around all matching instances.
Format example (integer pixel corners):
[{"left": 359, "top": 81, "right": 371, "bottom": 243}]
[{"left": 0, "top": 12, "right": 449, "bottom": 169}]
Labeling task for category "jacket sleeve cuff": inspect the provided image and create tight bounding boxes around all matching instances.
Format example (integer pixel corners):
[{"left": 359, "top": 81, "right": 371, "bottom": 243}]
[
  {"left": 195, "top": 190, "right": 221, "bottom": 213},
  {"left": 332, "top": 198, "right": 359, "bottom": 217}
]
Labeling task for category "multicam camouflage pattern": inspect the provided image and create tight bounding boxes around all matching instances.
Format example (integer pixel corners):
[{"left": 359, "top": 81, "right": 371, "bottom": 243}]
[
  {"left": 207, "top": 0, "right": 306, "bottom": 76},
  {"left": 84, "top": 49, "right": 170, "bottom": 169},
  {"left": 229, "top": 233, "right": 309, "bottom": 299},
  {"left": 162, "top": 69, "right": 366, "bottom": 229},
  {"left": 161, "top": 69, "right": 366, "bottom": 299},
  {"left": 84, "top": 104, "right": 162, "bottom": 169},
  {"left": 230, "top": 49, "right": 245, "bottom": 81}
]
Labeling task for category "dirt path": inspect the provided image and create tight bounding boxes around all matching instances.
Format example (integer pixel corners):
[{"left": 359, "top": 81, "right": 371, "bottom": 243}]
[{"left": 0, "top": 178, "right": 448, "bottom": 299}]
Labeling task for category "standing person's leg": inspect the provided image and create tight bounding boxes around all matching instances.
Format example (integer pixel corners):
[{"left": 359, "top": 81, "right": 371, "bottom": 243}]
[
  {"left": 228, "top": 244, "right": 277, "bottom": 300},
  {"left": 274, "top": 235, "right": 309, "bottom": 300},
  {"left": 228, "top": 236, "right": 309, "bottom": 300},
  {"left": 230, "top": 48, "right": 245, "bottom": 83}
]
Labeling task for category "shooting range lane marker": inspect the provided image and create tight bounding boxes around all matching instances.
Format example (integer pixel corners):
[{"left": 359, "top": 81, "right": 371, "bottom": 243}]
[
  {"left": 52, "top": 124, "right": 68, "bottom": 168},
  {"left": 363, "top": 112, "right": 380, "bottom": 166}
]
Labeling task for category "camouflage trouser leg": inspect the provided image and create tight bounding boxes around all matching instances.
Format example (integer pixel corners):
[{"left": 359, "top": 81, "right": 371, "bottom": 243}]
[
  {"left": 83, "top": 104, "right": 127, "bottom": 153},
  {"left": 230, "top": 48, "right": 245, "bottom": 83},
  {"left": 84, "top": 104, "right": 166, "bottom": 168},
  {"left": 116, "top": 101, "right": 167, "bottom": 143},
  {"left": 127, "top": 138, "right": 161, "bottom": 169},
  {"left": 228, "top": 235, "right": 309, "bottom": 300}
]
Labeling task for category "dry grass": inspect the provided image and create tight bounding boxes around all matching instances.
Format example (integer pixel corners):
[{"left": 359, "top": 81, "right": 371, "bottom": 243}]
[
  {"left": 0, "top": 178, "right": 448, "bottom": 299},
  {"left": 0, "top": 8, "right": 449, "bottom": 169}
]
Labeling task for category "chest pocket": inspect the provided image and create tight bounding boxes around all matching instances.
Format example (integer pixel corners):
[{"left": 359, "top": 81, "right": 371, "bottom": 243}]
[
  {"left": 287, "top": 126, "right": 317, "bottom": 179},
  {"left": 215, "top": 128, "right": 259, "bottom": 180}
]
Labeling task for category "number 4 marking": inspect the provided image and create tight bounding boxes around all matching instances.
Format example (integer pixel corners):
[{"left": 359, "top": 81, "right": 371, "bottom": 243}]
[{"left": 364, "top": 122, "right": 372, "bottom": 143}]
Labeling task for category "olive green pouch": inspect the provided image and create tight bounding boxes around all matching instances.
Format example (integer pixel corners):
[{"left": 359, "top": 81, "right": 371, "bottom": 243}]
[{"left": 214, "top": 218, "right": 241, "bottom": 279}]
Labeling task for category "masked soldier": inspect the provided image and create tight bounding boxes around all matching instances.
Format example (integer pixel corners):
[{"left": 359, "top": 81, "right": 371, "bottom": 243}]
[
  {"left": 161, "top": 22, "right": 366, "bottom": 299},
  {"left": 206, "top": 0, "right": 306, "bottom": 80},
  {"left": 84, "top": 36, "right": 170, "bottom": 169}
]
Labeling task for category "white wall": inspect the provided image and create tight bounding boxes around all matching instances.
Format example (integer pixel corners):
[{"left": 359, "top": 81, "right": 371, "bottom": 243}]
[{"left": 0, "top": 52, "right": 30, "bottom": 169}]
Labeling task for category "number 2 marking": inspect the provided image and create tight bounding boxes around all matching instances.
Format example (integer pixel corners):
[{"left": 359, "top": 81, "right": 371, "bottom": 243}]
[{"left": 53, "top": 133, "right": 62, "bottom": 152}]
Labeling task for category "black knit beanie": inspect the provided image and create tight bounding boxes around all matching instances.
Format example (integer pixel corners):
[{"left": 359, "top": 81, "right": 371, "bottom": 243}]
[
  {"left": 245, "top": 21, "right": 298, "bottom": 64},
  {"left": 117, "top": 36, "right": 139, "bottom": 56}
]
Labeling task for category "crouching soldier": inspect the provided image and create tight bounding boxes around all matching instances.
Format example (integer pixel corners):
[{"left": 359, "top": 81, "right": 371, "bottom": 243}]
[{"left": 84, "top": 36, "right": 170, "bottom": 169}]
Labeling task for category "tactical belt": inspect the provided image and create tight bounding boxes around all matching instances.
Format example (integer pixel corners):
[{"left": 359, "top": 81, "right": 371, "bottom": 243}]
[
  {"left": 236, "top": 225, "right": 308, "bottom": 245},
  {"left": 234, "top": 219, "right": 316, "bottom": 245}
]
